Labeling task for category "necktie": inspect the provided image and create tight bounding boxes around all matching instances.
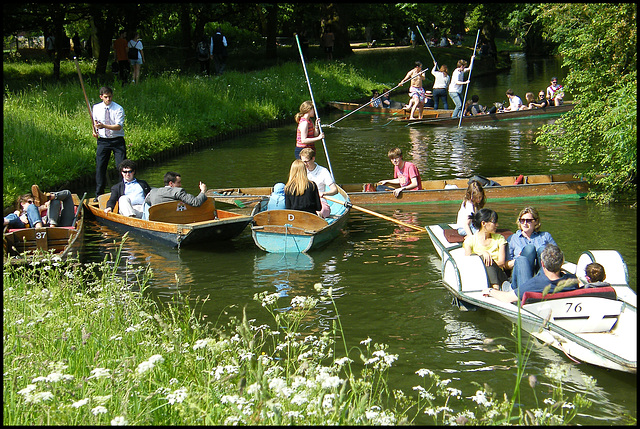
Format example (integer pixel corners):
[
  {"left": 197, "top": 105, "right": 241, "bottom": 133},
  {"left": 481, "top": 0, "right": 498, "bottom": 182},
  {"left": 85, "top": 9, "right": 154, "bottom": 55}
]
[{"left": 104, "top": 107, "right": 111, "bottom": 137}]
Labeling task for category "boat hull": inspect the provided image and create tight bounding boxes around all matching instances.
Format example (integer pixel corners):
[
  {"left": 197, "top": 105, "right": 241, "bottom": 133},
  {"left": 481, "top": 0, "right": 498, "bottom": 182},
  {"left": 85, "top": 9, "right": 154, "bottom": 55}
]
[
  {"left": 250, "top": 187, "right": 350, "bottom": 253},
  {"left": 406, "top": 102, "right": 574, "bottom": 126},
  {"left": 4, "top": 194, "right": 85, "bottom": 263},
  {"left": 426, "top": 224, "right": 637, "bottom": 373},
  {"left": 328, "top": 101, "right": 453, "bottom": 118},
  {"left": 85, "top": 195, "right": 252, "bottom": 248},
  {"left": 208, "top": 174, "right": 590, "bottom": 208}
]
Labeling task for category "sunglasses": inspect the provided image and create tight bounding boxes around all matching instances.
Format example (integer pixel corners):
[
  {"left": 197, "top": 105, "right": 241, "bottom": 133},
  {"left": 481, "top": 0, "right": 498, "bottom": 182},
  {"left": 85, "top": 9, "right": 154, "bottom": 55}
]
[
  {"left": 519, "top": 217, "right": 536, "bottom": 224},
  {"left": 539, "top": 94, "right": 545, "bottom": 97},
  {"left": 26, "top": 200, "right": 34, "bottom": 204},
  {"left": 121, "top": 170, "right": 134, "bottom": 174}
]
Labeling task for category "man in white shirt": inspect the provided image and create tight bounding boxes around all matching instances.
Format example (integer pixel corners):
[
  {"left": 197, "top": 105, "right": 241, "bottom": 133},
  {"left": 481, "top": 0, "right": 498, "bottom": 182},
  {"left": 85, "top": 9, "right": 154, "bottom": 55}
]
[
  {"left": 92, "top": 86, "right": 126, "bottom": 201},
  {"left": 299, "top": 148, "right": 338, "bottom": 218}
]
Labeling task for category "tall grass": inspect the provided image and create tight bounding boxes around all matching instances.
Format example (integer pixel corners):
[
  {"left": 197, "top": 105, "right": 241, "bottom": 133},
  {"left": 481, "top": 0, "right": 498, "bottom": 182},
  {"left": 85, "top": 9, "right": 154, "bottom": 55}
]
[
  {"left": 3, "top": 237, "right": 606, "bottom": 425},
  {"left": 3, "top": 57, "right": 383, "bottom": 207}
]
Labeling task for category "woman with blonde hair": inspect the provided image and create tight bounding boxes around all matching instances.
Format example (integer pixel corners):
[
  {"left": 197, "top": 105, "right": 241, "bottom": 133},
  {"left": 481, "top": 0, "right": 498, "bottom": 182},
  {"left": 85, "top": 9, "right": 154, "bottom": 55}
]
[
  {"left": 505, "top": 206, "right": 557, "bottom": 290},
  {"left": 294, "top": 101, "right": 324, "bottom": 159},
  {"left": 455, "top": 180, "right": 486, "bottom": 236},
  {"left": 284, "top": 159, "right": 322, "bottom": 214}
]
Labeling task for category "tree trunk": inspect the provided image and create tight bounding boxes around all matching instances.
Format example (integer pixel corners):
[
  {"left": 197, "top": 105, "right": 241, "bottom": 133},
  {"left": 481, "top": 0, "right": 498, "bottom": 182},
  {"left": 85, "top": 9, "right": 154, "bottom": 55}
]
[{"left": 265, "top": 3, "right": 278, "bottom": 60}]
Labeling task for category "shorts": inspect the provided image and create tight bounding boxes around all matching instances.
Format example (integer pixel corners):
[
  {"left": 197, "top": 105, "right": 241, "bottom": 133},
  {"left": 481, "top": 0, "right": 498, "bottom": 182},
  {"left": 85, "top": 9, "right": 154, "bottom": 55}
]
[
  {"left": 409, "top": 87, "right": 426, "bottom": 103},
  {"left": 129, "top": 58, "right": 143, "bottom": 65}
]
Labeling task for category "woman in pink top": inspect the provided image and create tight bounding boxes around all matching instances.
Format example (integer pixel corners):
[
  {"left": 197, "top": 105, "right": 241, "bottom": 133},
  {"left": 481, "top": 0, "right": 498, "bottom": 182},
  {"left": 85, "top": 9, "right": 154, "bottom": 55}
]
[
  {"left": 377, "top": 147, "right": 423, "bottom": 198},
  {"left": 294, "top": 101, "right": 324, "bottom": 159}
]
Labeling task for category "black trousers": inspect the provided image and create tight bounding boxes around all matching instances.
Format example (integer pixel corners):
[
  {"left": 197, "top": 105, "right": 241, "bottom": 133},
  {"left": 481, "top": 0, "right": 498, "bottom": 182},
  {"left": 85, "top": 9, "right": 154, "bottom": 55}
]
[{"left": 96, "top": 136, "right": 127, "bottom": 196}]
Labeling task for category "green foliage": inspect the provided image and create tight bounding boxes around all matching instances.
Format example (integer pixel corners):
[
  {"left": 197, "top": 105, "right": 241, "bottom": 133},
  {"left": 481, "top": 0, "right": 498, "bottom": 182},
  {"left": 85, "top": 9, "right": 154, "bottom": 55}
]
[{"left": 535, "top": 3, "right": 637, "bottom": 203}]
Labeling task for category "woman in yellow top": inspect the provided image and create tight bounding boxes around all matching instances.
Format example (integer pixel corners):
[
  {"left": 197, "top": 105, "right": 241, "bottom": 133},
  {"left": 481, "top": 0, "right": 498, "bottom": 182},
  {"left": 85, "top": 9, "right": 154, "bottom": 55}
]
[{"left": 463, "top": 208, "right": 508, "bottom": 288}]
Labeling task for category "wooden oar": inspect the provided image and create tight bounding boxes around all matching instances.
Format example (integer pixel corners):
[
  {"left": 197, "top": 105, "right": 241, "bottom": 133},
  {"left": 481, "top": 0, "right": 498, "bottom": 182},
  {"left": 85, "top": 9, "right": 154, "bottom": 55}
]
[
  {"left": 323, "top": 196, "right": 425, "bottom": 232},
  {"left": 74, "top": 57, "right": 96, "bottom": 136},
  {"left": 295, "top": 34, "right": 334, "bottom": 179},
  {"left": 326, "top": 69, "right": 428, "bottom": 128},
  {"left": 458, "top": 30, "right": 481, "bottom": 129}
]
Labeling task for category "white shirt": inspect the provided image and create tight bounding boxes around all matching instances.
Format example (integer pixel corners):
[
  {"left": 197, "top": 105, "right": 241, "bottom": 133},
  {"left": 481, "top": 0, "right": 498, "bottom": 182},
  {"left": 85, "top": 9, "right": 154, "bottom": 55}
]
[
  {"left": 448, "top": 67, "right": 469, "bottom": 93},
  {"left": 92, "top": 101, "right": 125, "bottom": 138},
  {"left": 306, "top": 164, "right": 335, "bottom": 196},
  {"left": 431, "top": 68, "right": 450, "bottom": 89},
  {"left": 456, "top": 200, "right": 475, "bottom": 229},
  {"left": 508, "top": 95, "right": 523, "bottom": 111}
]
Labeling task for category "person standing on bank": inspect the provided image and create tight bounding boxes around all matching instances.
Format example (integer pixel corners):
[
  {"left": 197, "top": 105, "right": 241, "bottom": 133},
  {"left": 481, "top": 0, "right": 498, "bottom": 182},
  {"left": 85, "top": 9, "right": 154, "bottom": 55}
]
[
  {"left": 113, "top": 30, "right": 130, "bottom": 83},
  {"left": 128, "top": 31, "right": 144, "bottom": 84},
  {"left": 93, "top": 86, "right": 126, "bottom": 201},
  {"left": 448, "top": 56, "right": 474, "bottom": 118},
  {"left": 211, "top": 28, "right": 228, "bottom": 75}
]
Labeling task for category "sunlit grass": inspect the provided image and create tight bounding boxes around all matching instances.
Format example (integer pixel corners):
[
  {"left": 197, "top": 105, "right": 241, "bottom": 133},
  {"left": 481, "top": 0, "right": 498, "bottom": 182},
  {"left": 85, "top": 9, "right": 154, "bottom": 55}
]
[{"left": 2, "top": 236, "right": 607, "bottom": 425}]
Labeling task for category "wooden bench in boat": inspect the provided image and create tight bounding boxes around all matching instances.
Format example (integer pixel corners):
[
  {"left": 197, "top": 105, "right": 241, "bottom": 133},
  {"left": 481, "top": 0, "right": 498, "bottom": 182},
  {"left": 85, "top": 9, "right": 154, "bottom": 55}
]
[
  {"left": 148, "top": 198, "right": 217, "bottom": 224},
  {"left": 522, "top": 286, "right": 622, "bottom": 333}
]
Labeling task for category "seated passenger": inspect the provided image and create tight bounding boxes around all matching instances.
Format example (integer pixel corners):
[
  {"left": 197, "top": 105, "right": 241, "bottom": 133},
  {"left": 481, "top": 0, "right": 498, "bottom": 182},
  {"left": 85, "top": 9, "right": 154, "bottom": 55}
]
[
  {"left": 584, "top": 262, "right": 609, "bottom": 288},
  {"left": 505, "top": 206, "right": 557, "bottom": 291},
  {"left": 486, "top": 243, "right": 579, "bottom": 303},
  {"left": 528, "top": 90, "right": 550, "bottom": 109},
  {"left": 105, "top": 159, "right": 151, "bottom": 218},
  {"left": 300, "top": 148, "right": 338, "bottom": 218},
  {"left": 284, "top": 159, "right": 322, "bottom": 214},
  {"left": 546, "top": 77, "right": 564, "bottom": 106},
  {"left": 369, "top": 90, "right": 382, "bottom": 108},
  {"left": 4, "top": 185, "right": 76, "bottom": 229},
  {"left": 455, "top": 180, "right": 486, "bottom": 236},
  {"left": 463, "top": 208, "right": 509, "bottom": 288},
  {"left": 376, "top": 147, "right": 423, "bottom": 198},
  {"left": 464, "top": 94, "right": 487, "bottom": 116},
  {"left": 503, "top": 89, "right": 523, "bottom": 111},
  {"left": 520, "top": 92, "right": 535, "bottom": 110},
  {"left": 266, "top": 183, "right": 286, "bottom": 210},
  {"left": 143, "top": 171, "right": 208, "bottom": 219}
]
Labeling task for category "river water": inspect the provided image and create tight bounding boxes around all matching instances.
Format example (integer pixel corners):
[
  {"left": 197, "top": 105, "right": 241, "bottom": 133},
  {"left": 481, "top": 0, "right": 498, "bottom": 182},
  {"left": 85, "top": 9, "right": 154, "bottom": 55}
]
[{"left": 83, "top": 54, "right": 636, "bottom": 424}]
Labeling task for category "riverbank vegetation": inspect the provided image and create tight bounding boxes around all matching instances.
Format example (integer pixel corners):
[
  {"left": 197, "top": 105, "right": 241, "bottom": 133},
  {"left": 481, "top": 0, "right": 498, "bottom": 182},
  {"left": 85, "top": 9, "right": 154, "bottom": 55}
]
[{"left": 4, "top": 237, "right": 608, "bottom": 425}]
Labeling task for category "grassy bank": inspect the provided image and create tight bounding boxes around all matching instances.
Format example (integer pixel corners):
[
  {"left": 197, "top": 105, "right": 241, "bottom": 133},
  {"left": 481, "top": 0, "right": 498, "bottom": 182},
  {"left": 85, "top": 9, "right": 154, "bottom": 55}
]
[
  {"left": 3, "top": 237, "right": 601, "bottom": 425},
  {"left": 3, "top": 43, "right": 497, "bottom": 208}
]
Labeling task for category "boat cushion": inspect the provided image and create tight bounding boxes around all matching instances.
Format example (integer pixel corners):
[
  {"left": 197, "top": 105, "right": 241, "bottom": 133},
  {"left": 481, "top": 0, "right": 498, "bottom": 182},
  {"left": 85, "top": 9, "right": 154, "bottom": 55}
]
[{"left": 521, "top": 286, "right": 618, "bottom": 306}]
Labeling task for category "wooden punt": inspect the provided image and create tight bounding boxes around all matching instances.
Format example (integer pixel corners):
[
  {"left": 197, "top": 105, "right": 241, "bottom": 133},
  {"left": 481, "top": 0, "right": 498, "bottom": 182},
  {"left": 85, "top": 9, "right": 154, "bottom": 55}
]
[
  {"left": 401, "top": 101, "right": 574, "bottom": 126},
  {"left": 250, "top": 186, "right": 350, "bottom": 253},
  {"left": 85, "top": 194, "right": 252, "bottom": 248},
  {"left": 208, "top": 174, "right": 590, "bottom": 208},
  {"left": 3, "top": 193, "right": 86, "bottom": 263},
  {"left": 427, "top": 223, "right": 636, "bottom": 373},
  {"left": 328, "top": 101, "right": 453, "bottom": 118}
]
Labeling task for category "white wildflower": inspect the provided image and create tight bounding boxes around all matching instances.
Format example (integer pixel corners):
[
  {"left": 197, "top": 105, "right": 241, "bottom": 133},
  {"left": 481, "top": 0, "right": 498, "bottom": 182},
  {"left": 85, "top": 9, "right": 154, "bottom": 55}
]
[
  {"left": 137, "top": 360, "right": 155, "bottom": 374},
  {"left": 88, "top": 368, "right": 112, "bottom": 379},
  {"left": 469, "top": 390, "right": 492, "bottom": 407},
  {"left": 360, "top": 337, "right": 372, "bottom": 345},
  {"left": 166, "top": 388, "right": 188, "bottom": 405},
  {"left": 18, "top": 384, "right": 37, "bottom": 396},
  {"left": 93, "top": 395, "right": 112, "bottom": 405},
  {"left": 193, "top": 339, "right": 210, "bottom": 350},
  {"left": 416, "top": 368, "right": 434, "bottom": 378},
  {"left": 71, "top": 398, "right": 89, "bottom": 408},
  {"left": 247, "top": 382, "right": 261, "bottom": 395},
  {"left": 91, "top": 405, "right": 108, "bottom": 415},
  {"left": 111, "top": 416, "right": 128, "bottom": 426},
  {"left": 148, "top": 354, "right": 164, "bottom": 364}
]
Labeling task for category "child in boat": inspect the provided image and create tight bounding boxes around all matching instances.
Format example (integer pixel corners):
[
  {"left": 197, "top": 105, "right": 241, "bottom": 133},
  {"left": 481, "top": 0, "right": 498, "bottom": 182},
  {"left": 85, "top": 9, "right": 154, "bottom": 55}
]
[
  {"left": 463, "top": 208, "right": 509, "bottom": 289},
  {"left": 455, "top": 180, "right": 486, "bottom": 236},
  {"left": 376, "top": 147, "right": 423, "bottom": 198},
  {"left": 584, "top": 262, "right": 610, "bottom": 288},
  {"left": 266, "top": 183, "right": 286, "bottom": 211}
]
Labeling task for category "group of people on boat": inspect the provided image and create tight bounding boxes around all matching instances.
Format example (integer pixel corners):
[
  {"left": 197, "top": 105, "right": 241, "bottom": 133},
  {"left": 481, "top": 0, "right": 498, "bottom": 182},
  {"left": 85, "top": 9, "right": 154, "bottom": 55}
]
[
  {"left": 391, "top": 54, "right": 565, "bottom": 119},
  {"left": 452, "top": 179, "right": 607, "bottom": 303},
  {"left": 4, "top": 185, "right": 76, "bottom": 229}
]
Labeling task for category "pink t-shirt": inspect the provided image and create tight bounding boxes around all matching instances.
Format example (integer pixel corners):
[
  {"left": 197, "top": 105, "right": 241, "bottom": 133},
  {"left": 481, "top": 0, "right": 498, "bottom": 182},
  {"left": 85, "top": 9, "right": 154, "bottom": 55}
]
[{"left": 394, "top": 161, "right": 422, "bottom": 189}]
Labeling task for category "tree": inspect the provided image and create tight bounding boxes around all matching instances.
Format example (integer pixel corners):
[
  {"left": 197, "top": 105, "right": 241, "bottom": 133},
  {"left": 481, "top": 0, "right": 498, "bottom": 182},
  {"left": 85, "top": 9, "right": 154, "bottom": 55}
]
[{"left": 535, "top": 3, "right": 637, "bottom": 203}]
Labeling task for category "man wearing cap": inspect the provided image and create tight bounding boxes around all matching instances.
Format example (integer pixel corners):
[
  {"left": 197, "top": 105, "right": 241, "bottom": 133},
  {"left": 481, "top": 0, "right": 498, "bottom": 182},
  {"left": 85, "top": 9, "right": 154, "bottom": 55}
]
[{"left": 546, "top": 77, "right": 564, "bottom": 106}]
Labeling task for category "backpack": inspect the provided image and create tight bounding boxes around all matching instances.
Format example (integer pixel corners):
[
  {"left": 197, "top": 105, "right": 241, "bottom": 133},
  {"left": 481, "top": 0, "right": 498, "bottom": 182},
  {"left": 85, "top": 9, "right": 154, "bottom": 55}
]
[
  {"left": 128, "top": 41, "right": 139, "bottom": 60},
  {"left": 197, "top": 39, "right": 209, "bottom": 60}
]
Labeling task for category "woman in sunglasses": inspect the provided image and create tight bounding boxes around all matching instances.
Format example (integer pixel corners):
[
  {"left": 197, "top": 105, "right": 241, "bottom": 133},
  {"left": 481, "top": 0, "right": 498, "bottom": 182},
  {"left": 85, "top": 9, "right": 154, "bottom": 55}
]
[
  {"left": 4, "top": 194, "right": 44, "bottom": 229},
  {"left": 527, "top": 90, "right": 551, "bottom": 109},
  {"left": 505, "top": 206, "right": 557, "bottom": 290}
]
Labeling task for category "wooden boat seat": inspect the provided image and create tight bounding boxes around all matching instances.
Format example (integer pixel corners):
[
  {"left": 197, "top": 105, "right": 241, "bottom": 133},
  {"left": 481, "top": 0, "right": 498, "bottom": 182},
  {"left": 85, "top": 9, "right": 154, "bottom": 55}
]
[
  {"left": 522, "top": 286, "right": 621, "bottom": 333},
  {"left": 148, "top": 198, "right": 216, "bottom": 224}
]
